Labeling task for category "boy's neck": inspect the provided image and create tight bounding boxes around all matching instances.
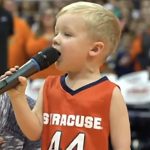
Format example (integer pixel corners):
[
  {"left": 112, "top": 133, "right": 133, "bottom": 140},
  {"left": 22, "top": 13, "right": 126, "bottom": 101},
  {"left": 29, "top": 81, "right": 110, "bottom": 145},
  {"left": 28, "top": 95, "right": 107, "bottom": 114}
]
[{"left": 65, "top": 71, "right": 101, "bottom": 90}]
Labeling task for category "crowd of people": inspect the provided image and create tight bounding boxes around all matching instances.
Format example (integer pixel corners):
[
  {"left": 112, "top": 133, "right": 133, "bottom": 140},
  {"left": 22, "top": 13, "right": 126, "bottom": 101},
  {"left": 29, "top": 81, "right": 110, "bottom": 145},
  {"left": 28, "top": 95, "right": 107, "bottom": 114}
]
[
  {"left": 0, "top": 0, "right": 150, "bottom": 150},
  {"left": 0, "top": 0, "right": 150, "bottom": 78}
]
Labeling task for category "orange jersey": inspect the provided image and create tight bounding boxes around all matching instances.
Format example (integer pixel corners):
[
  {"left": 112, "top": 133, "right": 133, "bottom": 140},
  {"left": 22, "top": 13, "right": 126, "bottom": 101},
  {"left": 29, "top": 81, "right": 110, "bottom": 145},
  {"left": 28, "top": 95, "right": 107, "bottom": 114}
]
[
  {"left": 42, "top": 75, "right": 117, "bottom": 150},
  {"left": 8, "top": 16, "right": 31, "bottom": 68}
]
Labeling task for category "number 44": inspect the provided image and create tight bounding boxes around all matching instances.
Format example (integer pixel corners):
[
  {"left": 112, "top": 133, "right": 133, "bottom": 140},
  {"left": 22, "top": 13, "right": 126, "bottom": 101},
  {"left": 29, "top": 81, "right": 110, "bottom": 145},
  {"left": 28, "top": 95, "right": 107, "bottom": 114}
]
[{"left": 49, "top": 131, "right": 85, "bottom": 150}]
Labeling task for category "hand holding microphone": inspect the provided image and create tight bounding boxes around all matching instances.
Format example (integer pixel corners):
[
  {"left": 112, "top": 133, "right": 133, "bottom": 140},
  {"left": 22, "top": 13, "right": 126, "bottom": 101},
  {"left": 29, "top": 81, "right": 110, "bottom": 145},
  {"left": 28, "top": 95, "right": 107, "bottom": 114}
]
[{"left": 0, "top": 47, "right": 60, "bottom": 95}]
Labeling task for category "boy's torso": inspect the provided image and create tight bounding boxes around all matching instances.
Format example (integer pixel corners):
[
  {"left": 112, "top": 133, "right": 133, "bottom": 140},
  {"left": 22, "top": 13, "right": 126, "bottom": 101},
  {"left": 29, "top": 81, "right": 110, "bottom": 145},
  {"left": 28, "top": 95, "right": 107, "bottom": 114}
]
[{"left": 42, "top": 75, "right": 116, "bottom": 150}]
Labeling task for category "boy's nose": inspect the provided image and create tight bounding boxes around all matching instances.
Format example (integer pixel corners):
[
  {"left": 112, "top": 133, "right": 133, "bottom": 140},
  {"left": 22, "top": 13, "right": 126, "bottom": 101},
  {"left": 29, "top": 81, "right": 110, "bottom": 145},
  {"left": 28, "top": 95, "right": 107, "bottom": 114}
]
[{"left": 52, "top": 35, "right": 60, "bottom": 46}]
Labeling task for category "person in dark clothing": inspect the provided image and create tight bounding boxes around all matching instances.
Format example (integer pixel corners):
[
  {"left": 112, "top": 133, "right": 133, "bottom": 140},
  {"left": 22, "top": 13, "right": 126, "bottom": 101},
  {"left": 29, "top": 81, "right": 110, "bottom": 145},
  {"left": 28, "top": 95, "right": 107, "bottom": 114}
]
[
  {"left": 137, "top": 30, "right": 150, "bottom": 70},
  {"left": 0, "top": 0, "right": 13, "bottom": 75},
  {"left": 0, "top": 92, "right": 41, "bottom": 150}
]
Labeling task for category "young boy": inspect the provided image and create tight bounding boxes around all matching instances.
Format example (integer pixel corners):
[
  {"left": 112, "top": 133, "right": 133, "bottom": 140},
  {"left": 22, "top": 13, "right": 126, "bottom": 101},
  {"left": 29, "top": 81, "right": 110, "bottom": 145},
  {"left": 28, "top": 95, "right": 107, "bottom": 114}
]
[{"left": 5, "top": 2, "right": 131, "bottom": 150}]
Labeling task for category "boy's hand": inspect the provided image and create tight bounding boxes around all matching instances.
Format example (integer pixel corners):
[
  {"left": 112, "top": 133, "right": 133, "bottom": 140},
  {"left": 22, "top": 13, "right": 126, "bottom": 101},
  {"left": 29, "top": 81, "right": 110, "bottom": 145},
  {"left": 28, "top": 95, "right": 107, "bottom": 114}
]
[
  {"left": 0, "top": 66, "right": 19, "bottom": 80},
  {"left": 0, "top": 66, "right": 27, "bottom": 99},
  {"left": 7, "top": 76, "right": 27, "bottom": 98}
]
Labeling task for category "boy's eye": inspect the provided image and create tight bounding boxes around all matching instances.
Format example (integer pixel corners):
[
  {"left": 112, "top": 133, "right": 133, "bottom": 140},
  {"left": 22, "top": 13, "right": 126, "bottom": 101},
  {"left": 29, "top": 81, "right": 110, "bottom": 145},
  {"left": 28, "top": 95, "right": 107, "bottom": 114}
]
[
  {"left": 64, "top": 32, "right": 72, "bottom": 37},
  {"left": 54, "top": 32, "right": 58, "bottom": 37}
]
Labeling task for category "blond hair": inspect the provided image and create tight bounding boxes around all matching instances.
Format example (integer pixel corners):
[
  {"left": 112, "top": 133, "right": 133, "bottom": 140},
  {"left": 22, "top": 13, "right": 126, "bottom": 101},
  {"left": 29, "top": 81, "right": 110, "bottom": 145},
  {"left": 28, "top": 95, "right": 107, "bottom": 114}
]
[{"left": 57, "top": 1, "right": 121, "bottom": 55}]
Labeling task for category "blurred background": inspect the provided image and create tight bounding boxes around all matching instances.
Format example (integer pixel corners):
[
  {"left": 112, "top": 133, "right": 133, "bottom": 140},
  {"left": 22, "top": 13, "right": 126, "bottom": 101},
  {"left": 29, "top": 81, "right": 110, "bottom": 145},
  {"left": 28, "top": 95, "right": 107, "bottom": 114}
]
[{"left": 0, "top": 0, "right": 150, "bottom": 149}]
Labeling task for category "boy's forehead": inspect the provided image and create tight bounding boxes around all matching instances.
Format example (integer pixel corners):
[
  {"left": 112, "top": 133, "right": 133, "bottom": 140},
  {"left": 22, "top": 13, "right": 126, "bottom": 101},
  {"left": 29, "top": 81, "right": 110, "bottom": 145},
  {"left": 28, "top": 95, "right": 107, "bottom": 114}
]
[{"left": 55, "top": 14, "right": 86, "bottom": 28}]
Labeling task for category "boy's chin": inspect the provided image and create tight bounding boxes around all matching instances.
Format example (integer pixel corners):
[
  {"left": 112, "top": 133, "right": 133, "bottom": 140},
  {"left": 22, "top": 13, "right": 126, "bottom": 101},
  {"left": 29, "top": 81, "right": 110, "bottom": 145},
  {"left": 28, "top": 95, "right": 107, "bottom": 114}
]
[{"left": 55, "top": 62, "right": 63, "bottom": 71}]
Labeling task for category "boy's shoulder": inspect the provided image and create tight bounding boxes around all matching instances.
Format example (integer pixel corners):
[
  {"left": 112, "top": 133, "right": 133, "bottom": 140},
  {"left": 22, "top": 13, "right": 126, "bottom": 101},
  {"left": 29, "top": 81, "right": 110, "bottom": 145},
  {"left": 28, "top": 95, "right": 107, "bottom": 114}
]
[
  {"left": 46, "top": 75, "right": 62, "bottom": 81},
  {"left": 44, "top": 75, "right": 62, "bottom": 87}
]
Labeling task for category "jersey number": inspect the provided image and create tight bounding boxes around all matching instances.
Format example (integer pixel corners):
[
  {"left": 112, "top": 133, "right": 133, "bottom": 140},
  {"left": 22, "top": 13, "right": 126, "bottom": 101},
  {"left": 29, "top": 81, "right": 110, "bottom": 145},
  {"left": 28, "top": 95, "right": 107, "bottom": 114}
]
[{"left": 48, "top": 131, "right": 85, "bottom": 150}]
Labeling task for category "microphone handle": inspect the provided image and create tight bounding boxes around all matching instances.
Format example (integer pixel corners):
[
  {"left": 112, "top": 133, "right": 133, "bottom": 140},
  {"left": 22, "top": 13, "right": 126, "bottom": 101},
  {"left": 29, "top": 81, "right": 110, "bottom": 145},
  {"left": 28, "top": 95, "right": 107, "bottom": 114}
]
[{"left": 0, "top": 59, "right": 39, "bottom": 95}]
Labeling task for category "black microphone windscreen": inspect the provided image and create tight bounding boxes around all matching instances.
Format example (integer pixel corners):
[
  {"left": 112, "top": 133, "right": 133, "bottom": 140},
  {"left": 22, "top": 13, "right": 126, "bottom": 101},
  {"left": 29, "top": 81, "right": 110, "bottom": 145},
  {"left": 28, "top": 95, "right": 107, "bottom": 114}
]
[{"left": 32, "top": 47, "right": 60, "bottom": 70}]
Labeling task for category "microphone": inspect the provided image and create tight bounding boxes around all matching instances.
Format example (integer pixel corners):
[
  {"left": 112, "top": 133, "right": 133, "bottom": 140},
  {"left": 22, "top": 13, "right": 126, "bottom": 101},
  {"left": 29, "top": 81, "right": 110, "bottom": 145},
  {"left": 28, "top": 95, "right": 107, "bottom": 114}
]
[{"left": 0, "top": 47, "right": 60, "bottom": 95}]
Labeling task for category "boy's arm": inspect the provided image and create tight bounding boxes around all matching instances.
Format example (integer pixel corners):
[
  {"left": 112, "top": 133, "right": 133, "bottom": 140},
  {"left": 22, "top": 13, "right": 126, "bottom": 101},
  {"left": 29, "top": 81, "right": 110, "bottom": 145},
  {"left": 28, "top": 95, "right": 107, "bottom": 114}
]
[
  {"left": 8, "top": 76, "right": 44, "bottom": 141},
  {"left": 110, "top": 87, "right": 131, "bottom": 150}
]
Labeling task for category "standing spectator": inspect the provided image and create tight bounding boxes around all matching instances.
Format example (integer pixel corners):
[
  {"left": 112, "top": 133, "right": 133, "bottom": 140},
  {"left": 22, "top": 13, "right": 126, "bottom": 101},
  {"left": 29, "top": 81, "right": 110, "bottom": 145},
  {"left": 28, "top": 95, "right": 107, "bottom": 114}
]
[
  {"left": 26, "top": 7, "right": 62, "bottom": 80},
  {"left": 0, "top": 93, "right": 41, "bottom": 149},
  {"left": 130, "top": 0, "right": 150, "bottom": 71},
  {"left": 0, "top": 0, "right": 13, "bottom": 75},
  {"left": 3, "top": 0, "right": 31, "bottom": 68},
  {"left": 114, "top": 33, "right": 134, "bottom": 77}
]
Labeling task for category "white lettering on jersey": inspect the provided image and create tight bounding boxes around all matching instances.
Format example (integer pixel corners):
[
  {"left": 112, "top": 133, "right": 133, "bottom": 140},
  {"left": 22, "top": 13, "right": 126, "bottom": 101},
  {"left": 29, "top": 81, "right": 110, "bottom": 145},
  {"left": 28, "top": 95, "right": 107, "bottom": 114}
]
[
  {"left": 43, "top": 113, "right": 103, "bottom": 130},
  {"left": 51, "top": 114, "right": 60, "bottom": 125},
  {"left": 48, "top": 131, "right": 85, "bottom": 150},
  {"left": 67, "top": 115, "right": 75, "bottom": 126},
  {"left": 60, "top": 114, "right": 67, "bottom": 126}
]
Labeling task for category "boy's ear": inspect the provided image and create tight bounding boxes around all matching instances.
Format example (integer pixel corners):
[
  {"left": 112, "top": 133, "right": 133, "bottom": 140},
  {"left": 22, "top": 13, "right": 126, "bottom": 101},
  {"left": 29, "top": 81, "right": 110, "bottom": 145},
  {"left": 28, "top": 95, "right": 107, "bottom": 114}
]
[{"left": 89, "top": 41, "right": 104, "bottom": 56}]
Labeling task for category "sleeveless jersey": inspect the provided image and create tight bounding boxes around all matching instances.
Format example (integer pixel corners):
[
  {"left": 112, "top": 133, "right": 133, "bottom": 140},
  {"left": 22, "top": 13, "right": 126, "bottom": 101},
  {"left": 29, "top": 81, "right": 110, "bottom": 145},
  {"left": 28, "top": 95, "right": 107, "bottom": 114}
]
[{"left": 42, "top": 75, "right": 117, "bottom": 150}]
